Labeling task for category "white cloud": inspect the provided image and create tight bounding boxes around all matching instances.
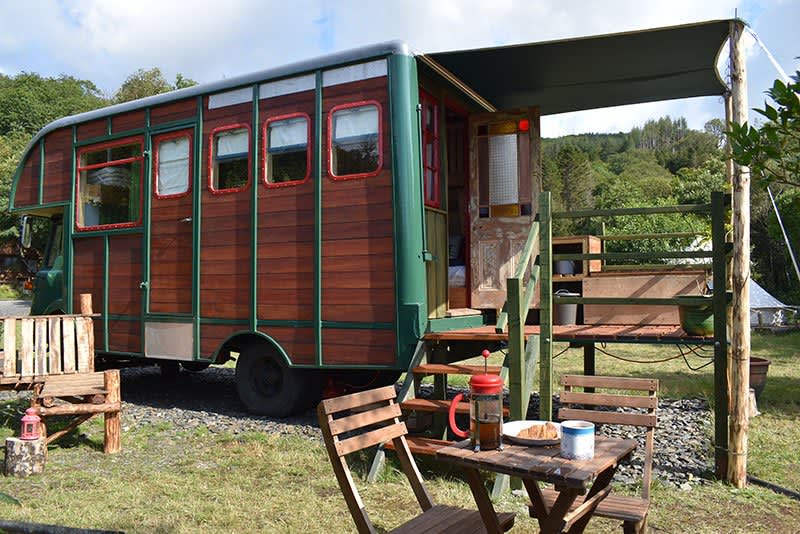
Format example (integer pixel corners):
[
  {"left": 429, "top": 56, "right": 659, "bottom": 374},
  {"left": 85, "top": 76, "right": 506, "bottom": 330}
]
[{"left": 0, "top": 0, "right": 794, "bottom": 133}]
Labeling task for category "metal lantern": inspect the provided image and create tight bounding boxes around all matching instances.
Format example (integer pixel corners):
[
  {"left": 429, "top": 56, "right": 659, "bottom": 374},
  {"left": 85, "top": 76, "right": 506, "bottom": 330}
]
[{"left": 20, "top": 408, "right": 41, "bottom": 441}]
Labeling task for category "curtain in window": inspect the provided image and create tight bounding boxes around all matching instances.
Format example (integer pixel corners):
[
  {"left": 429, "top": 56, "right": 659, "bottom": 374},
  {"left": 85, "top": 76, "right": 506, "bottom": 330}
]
[
  {"left": 269, "top": 118, "right": 307, "bottom": 149},
  {"left": 158, "top": 137, "right": 189, "bottom": 195},
  {"left": 333, "top": 106, "right": 378, "bottom": 141},
  {"left": 216, "top": 129, "right": 249, "bottom": 156}
]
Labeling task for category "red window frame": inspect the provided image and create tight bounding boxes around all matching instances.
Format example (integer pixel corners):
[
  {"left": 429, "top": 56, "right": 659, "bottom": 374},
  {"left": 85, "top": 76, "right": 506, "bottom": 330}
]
[
  {"left": 420, "top": 90, "right": 440, "bottom": 208},
  {"left": 262, "top": 112, "right": 312, "bottom": 189},
  {"left": 75, "top": 135, "right": 145, "bottom": 231},
  {"left": 207, "top": 123, "right": 252, "bottom": 195},
  {"left": 327, "top": 100, "right": 383, "bottom": 181},
  {"left": 153, "top": 129, "right": 193, "bottom": 200}
]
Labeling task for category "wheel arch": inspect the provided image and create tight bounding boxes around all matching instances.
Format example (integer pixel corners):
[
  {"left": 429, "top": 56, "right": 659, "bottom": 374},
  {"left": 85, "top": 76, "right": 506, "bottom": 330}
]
[{"left": 211, "top": 330, "right": 293, "bottom": 367}]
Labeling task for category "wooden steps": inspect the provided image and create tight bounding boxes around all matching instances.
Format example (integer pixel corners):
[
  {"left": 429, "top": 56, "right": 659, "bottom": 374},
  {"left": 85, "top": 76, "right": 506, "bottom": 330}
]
[
  {"left": 412, "top": 363, "right": 502, "bottom": 376},
  {"left": 384, "top": 436, "right": 451, "bottom": 456}
]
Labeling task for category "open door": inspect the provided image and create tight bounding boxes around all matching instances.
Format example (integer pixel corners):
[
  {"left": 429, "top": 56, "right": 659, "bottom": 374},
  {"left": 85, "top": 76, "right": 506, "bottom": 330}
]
[{"left": 468, "top": 108, "right": 540, "bottom": 310}]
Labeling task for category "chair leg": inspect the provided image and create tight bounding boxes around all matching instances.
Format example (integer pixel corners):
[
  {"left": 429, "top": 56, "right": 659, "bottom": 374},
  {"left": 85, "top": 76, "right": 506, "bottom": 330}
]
[{"left": 623, "top": 517, "right": 647, "bottom": 534}]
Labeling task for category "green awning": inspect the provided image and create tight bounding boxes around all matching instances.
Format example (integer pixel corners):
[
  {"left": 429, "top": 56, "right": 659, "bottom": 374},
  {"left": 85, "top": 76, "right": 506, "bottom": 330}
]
[{"left": 425, "top": 19, "right": 733, "bottom": 115}]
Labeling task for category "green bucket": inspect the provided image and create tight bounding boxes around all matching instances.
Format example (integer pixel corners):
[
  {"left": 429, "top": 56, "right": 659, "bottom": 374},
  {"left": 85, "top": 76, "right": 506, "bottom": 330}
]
[{"left": 677, "top": 296, "right": 714, "bottom": 336}]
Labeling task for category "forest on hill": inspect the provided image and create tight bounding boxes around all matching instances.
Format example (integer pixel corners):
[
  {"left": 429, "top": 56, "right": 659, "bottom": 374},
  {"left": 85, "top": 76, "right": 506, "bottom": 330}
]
[{"left": 0, "top": 70, "right": 797, "bottom": 304}]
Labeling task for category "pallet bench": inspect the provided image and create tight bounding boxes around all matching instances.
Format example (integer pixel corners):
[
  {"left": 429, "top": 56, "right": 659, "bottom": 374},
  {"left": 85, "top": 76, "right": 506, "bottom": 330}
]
[{"left": 0, "top": 297, "right": 121, "bottom": 454}]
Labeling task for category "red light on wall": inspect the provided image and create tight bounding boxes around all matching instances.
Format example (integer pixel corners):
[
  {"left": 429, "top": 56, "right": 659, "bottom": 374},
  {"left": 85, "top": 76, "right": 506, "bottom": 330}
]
[{"left": 518, "top": 119, "right": 530, "bottom": 132}]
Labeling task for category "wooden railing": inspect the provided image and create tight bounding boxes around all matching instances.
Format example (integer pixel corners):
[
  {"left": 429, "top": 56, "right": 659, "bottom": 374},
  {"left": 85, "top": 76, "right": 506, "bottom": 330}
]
[{"left": 1, "top": 314, "right": 96, "bottom": 382}]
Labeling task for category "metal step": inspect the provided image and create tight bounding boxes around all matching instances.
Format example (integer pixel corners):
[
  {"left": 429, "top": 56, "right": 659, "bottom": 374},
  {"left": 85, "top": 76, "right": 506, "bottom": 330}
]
[{"left": 412, "top": 363, "right": 502, "bottom": 377}]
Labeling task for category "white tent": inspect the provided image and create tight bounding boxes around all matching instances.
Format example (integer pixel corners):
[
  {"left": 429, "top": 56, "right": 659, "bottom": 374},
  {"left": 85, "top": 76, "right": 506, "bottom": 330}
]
[{"left": 750, "top": 279, "right": 797, "bottom": 327}]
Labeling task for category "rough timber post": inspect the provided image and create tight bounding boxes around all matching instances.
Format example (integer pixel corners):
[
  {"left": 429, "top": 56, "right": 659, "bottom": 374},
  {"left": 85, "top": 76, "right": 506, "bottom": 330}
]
[{"left": 727, "top": 19, "right": 750, "bottom": 487}]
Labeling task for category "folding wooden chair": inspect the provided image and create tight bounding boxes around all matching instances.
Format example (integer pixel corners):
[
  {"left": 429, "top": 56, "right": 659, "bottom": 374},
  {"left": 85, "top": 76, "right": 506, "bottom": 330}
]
[
  {"left": 537, "top": 375, "right": 659, "bottom": 534},
  {"left": 318, "top": 385, "right": 515, "bottom": 534}
]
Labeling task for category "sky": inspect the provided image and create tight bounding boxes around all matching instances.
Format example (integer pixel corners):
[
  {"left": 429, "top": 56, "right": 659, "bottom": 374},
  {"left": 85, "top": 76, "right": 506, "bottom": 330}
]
[{"left": 0, "top": 0, "right": 797, "bottom": 137}]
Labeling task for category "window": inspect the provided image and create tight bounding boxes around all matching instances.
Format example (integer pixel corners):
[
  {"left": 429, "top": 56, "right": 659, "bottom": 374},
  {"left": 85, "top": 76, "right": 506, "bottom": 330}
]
[
  {"left": 209, "top": 124, "right": 250, "bottom": 193},
  {"left": 154, "top": 131, "right": 192, "bottom": 198},
  {"left": 420, "top": 90, "right": 440, "bottom": 207},
  {"left": 329, "top": 101, "right": 381, "bottom": 180},
  {"left": 264, "top": 114, "right": 310, "bottom": 187},
  {"left": 477, "top": 119, "right": 532, "bottom": 218},
  {"left": 76, "top": 138, "right": 143, "bottom": 229}
]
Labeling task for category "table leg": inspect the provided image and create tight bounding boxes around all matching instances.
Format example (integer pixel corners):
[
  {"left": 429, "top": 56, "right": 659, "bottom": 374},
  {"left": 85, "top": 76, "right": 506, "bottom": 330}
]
[
  {"left": 462, "top": 467, "right": 503, "bottom": 534},
  {"left": 565, "top": 464, "right": 618, "bottom": 534},
  {"left": 523, "top": 478, "right": 581, "bottom": 534}
]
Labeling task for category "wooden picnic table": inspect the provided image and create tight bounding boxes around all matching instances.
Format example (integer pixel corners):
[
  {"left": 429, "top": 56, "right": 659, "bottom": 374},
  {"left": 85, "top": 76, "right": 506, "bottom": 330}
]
[{"left": 436, "top": 436, "right": 637, "bottom": 534}]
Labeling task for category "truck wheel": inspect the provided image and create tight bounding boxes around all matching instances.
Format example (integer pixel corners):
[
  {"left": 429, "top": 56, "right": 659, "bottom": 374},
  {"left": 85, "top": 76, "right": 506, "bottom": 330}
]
[
  {"left": 180, "top": 361, "right": 210, "bottom": 373},
  {"left": 235, "top": 345, "right": 315, "bottom": 417}
]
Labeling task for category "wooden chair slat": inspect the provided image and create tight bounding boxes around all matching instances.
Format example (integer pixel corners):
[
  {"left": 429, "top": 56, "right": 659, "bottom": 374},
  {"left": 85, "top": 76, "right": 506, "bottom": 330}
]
[
  {"left": 20, "top": 318, "right": 34, "bottom": 376},
  {"left": 62, "top": 317, "right": 76, "bottom": 373},
  {"left": 48, "top": 317, "right": 62, "bottom": 374},
  {"left": 328, "top": 403, "right": 402, "bottom": 436},
  {"left": 319, "top": 385, "right": 397, "bottom": 415},
  {"left": 3, "top": 318, "right": 16, "bottom": 376},
  {"left": 559, "top": 407, "right": 656, "bottom": 428},
  {"left": 560, "top": 390, "right": 657, "bottom": 409},
  {"left": 335, "top": 421, "right": 407, "bottom": 457},
  {"left": 76, "top": 317, "right": 92, "bottom": 372},
  {"left": 35, "top": 318, "right": 48, "bottom": 376},
  {"left": 562, "top": 374, "right": 658, "bottom": 392}
]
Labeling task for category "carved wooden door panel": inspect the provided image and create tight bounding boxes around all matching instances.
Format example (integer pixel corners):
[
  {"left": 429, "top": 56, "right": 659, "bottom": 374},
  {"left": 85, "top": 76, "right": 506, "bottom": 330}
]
[{"left": 469, "top": 108, "right": 540, "bottom": 310}]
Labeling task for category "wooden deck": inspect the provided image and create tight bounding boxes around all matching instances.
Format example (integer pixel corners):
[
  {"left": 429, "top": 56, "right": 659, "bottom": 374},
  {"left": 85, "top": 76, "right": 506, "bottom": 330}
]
[{"left": 424, "top": 323, "right": 714, "bottom": 344}]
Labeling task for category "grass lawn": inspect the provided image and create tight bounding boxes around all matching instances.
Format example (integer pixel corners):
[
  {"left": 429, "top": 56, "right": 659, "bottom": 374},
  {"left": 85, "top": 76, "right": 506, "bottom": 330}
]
[{"left": 0, "top": 333, "right": 798, "bottom": 532}]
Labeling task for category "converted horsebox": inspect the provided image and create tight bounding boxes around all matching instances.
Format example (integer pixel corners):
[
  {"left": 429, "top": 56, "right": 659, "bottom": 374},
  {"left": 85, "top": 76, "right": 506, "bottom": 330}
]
[{"left": 10, "top": 41, "right": 544, "bottom": 415}]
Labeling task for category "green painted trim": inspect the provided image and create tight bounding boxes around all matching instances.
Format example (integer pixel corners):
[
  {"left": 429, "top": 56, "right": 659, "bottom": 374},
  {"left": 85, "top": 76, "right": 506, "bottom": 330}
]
[
  {"left": 539, "top": 192, "right": 553, "bottom": 421},
  {"left": 554, "top": 251, "right": 714, "bottom": 261},
  {"left": 106, "top": 314, "right": 141, "bottom": 321},
  {"left": 193, "top": 96, "right": 203, "bottom": 360},
  {"left": 38, "top": 138, "right": 45, "bottom": 204},
  {"left": 257, "top": 319, "right": 314, "bottom": 328},
  {"left": 142, "top": 314, "right": 193, "bottom": 322},
  {"left": 426, "top": 314, "right": 486, "bottom": 332},
  {"left": 141, "top": 109, "right": 152, "bottom": 354},
  {"left": 74, "top": 129, "right": 147, "bottom": 148},
  {"left": 388, "top": 54, "right": 426, "bottom": 371},
  {"left": 313, "top": 71, "right": 323, "bottom": 367},
  {"left": 149, "top": 118, "right": 197, "bottom": 132},
  {"left": 72, "top": 227, "right": 144, "bottom": 238},
  {"left": 106, "top": 117, "right": 112, "bottom": 136},
  {"left": 103, "top": 234, "right": 110, "bottom": 352},
  {"left": 213, "top": 330, "right": 294, "bottom": 366},
  {"left": 102, "top": 350, "right": 143, "bottom": 357},
  {"left": 199, "top": 318, "right": 250, "bottom": 326},
  {"left": 507, "top": 277, "right": 525, "bottom": 422},
  {"left": 321, "top": 321, "right": 394, "bottom": 330},
  {"left": 250, "top": 85, "right": 259, "bottom": 332},
  {"left": 9, "top": 201, "right": 69, "bottom": 214},
  {"left": 66, "top": 126, "right": 77, "bottom": 314}
]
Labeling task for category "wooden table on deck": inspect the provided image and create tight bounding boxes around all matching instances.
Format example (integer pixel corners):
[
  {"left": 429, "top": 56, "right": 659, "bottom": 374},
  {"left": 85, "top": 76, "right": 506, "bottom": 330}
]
[{"left": 436, "top": 436, "right": 637, "bottom": 534}]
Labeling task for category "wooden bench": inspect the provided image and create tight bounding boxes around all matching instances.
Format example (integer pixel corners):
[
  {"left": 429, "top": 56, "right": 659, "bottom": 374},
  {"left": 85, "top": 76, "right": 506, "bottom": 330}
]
[
  {"left": 318, "top": 385, "right": 515, "bottom": 533},
  {"left": 535, "top": 375, "right": 658, "bottom": 534},
  {"left": 0, "top": 295, "right": 121, "bottom": 453}
]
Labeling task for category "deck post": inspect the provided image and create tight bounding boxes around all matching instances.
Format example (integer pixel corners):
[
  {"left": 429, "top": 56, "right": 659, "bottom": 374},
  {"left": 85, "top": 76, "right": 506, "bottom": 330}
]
[
  {"left": 711, "top": 192, "right": 729, "bottom": 479},
  {"left": 539, "top": 192, "right": 553, "bottom": 421},
  {"left": 727, "top": 19, "right": 750, "bottom": 487},
  {"left": 507, "top": 277, "right": 525, "bottom": 423}
]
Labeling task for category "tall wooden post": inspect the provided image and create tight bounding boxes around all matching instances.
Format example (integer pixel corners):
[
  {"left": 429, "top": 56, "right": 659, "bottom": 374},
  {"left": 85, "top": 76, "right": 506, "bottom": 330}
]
[{"left": 728, "top": 19, "right": 750, "bottom": 488}]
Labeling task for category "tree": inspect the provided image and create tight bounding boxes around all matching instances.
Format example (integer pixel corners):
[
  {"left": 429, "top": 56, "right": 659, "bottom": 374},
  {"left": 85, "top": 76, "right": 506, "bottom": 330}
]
[
  {"left": 113, "top": 68, "right": 197, "bottom": 103},
  {"left": 728, "top": 71, "right": 800, "bottom": 188}
]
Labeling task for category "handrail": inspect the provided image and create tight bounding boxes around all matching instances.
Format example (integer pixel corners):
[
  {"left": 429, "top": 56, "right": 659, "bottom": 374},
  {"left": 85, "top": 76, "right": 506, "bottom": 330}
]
[
  {"left": 598, "top": 231, "right": 705, "bottom": 241},
  {"left": 496, "top": 221, "right": 540, "bottom": 333},
  {"left": 551, "top": 201, "right": 723, "bottom": 219}
]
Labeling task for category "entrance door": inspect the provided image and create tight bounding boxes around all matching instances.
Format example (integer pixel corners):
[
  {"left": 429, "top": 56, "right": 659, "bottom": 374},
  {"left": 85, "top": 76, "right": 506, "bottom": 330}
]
[
  {"left": 145, "top": 129, "right": 195, "bottom": 359},
  {"left": 468, "top": 108, "right": 540, "bottom": 310}
]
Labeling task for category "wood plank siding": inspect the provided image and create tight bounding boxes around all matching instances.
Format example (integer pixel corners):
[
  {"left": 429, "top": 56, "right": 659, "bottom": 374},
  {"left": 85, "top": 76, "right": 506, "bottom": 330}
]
[
  {"left": 76, "top": 119, "right": 106, "bottom": 142},
  {"left": 321, "top": 75, "right": 396, "bottom": 364},
  {"left": 151, "top": 98, "right": 197, "bottom": 126},
  {"left": 72, "top": 237, "right": 104, "bottom": 350},
  {"left": 14, "top": 145, "right": 39, "bottom": 207},
  {"left": 110, "top": 110, "right": 145, "bottom": 134},
  {"left": 42, "top": 128, "right": 72, "bottom": 203}
]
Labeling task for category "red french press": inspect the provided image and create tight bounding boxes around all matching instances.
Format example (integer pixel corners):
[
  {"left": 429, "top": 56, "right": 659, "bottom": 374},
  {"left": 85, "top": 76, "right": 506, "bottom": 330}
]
[{"left": 448, "top": 349, "right": 504, "bottom": 451}]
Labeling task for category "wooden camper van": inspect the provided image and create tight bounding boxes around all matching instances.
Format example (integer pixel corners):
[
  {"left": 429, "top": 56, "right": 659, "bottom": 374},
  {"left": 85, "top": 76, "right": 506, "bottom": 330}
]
[{"left": 10, "top": 42, "right": 540, "bottom": 415}]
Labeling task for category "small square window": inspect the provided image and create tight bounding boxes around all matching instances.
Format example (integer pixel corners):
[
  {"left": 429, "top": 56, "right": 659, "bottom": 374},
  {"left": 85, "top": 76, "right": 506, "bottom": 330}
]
[
  {"left": 265, "top": 115, "right": 310, "bottom": 187},
  {"left": 329, "top": 102, "right": 381, "bottom": 179},
  {"left": 209, "top": 125, "right": 250, "bottom": 193},
  {"left": 154, "top": 131, "right": 191, "bottom": 198}
]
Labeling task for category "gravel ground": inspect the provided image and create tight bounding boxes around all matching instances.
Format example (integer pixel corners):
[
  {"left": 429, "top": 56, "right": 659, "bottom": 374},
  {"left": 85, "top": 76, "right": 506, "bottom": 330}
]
[
  {"left": 0, "top": 364, "right": 713, "bottom": 489},
  {"left": 113, "top": 367, "right": 713, "bottom": 488},
  {"left": 0, "top": 300, "right": 31, "bottom": 317}
]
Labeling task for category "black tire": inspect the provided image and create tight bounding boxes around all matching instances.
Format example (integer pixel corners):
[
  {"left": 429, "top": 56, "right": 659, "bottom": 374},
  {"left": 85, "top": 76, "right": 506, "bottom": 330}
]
[
  {"left": 159, "top": 360, "right": 180, "bottom": 379},
  {"left": 235, "top": 344, "right": 318, "bottom": 417},
  {"left": 180, "top": 361, "right": 211, "bottom": 373}
]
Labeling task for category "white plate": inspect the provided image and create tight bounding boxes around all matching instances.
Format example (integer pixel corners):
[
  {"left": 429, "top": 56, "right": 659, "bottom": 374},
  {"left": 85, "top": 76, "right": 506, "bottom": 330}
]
[{"left": 503, "top": 420, "right": 561, "bottom": 446}]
